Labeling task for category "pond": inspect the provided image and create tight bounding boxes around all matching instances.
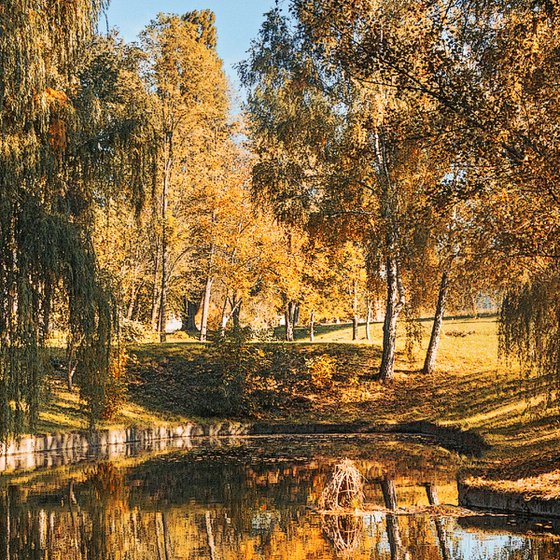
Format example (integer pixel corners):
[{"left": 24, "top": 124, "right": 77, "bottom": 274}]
[{"left": 0, "top": 434, "right": 558, "bottom": 559}]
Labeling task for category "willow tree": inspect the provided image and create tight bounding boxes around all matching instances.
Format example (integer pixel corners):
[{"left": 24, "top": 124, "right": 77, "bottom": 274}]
[{"left": 0, "top": 2, "right": 152, "bottom": 436}]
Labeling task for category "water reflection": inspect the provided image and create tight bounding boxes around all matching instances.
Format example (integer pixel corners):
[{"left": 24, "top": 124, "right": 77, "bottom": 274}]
[{"left": 0, "top": 435, "right": 558, "bottom": 559}]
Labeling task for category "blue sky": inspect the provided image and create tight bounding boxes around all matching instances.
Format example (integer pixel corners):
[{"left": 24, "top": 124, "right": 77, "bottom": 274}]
[{"left": 105, "top": 0, "right": 278, "bottom": 91}]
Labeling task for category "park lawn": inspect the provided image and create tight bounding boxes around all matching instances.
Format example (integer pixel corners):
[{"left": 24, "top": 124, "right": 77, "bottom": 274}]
[
  {"left": 37, "top": 316, "right": 560, "bottom": 497},
  {"left": 37, "top": 376, "right": 190, "bottom": 433}
]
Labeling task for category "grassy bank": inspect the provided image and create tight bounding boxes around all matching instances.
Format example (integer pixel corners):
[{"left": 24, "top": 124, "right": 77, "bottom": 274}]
[{"left": 37, "top": 316, "right": 560, "bottom": 498}]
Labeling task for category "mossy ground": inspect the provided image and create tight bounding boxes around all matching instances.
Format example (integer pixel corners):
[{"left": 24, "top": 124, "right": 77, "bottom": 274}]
[{"left": 39, "top": 316, "right": 560, "bottom": 498}]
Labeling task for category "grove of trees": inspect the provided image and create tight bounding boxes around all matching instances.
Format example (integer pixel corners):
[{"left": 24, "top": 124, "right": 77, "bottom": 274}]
[
  {"left": 241, "top": 0, "right": 559, "bottom": 380},
  {"left": 0, "top": 0, "right": 558, "bottom": 435}
]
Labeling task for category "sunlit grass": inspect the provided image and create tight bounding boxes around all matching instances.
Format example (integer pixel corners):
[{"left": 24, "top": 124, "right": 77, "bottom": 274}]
[{"left": 37, "top": 376, "right": 188, "bottom": 434}]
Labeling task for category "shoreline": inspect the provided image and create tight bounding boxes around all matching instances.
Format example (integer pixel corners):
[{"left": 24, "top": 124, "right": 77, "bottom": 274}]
[
  {"left": 0, "top": 421, "right": 249, "bottom": 473},
  {"left": 458, "top": 480, "right": 560, "bottom": 520},
  {"left": 2, "top": 418, "right": 559, "bottom": 520},
  {"left": 0, "top": 419, "right": 484, "bottom": 468}
]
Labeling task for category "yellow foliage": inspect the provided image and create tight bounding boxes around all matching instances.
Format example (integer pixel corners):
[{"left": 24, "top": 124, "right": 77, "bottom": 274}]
[{"left": 306, "top": 354, "right": 337, "bottom": 388}]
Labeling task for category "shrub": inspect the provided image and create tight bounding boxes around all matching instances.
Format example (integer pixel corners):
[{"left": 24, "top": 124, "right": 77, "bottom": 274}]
[
  {"left": 171, "top": 329, "right": 197, "bottom": 341},
  {"left": 202, "top": 328, "right": 261, "bottom": 416},
  {"left": 120, "top": 319, "right": 147, "bottom": 344},
  {"left": 306, "top": 354, "right": 337, "bottom": 389},
  {"left": 196, "top": 330, "right": 302, "bottom": 416}
]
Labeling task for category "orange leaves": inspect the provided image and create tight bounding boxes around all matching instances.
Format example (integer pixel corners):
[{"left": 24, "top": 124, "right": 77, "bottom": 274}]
[
  {"left": 48, "top": 118, "right": 68, "bottom": 152},
  {"left": 34, "top": 87, "right": 71, "bottom": 108},
  {"left": 33, "top": 88, "right": 71, "bottom": 152},
  {"left": 44, "top": 87, "right": 70, "bottom": 104}
]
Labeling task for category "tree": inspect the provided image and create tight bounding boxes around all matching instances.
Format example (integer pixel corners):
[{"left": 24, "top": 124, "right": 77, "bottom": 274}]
[
  {"left": 0, "top": 2, "right": 154, "bottom": 436},
  {"left": 208, "top": 146, "right": 278, "bottom": 337},
  {"left": 292, "top": 0, "right": 560, "bottom": 381},
  {"left": 241, "top": 8, "right": 447, "bottom": 379},
  {"left": 139, "top": 11, "right": 229, "bottom": 343}
]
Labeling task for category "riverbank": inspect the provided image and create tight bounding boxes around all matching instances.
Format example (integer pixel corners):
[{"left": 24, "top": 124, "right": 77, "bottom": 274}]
[
  {"left": 27, "top": 316, "right": 560, "bottom": 514},
  {"left": 0, "top": 421, "right": 250, "bottom": 473},
  {"left": 0, "top": 418, "right": 482, "bottom": 475}
]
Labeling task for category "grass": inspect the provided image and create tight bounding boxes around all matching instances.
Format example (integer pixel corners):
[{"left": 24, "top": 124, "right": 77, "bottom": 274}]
[
  {"left": 38, "top": 362, "right": 190, "bottom": 434},
  {"left": 36, "top": 315, "right": 560, "bottom": 498}
]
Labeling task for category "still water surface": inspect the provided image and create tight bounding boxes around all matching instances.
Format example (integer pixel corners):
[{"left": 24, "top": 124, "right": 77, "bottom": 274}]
[{"left": 0, "top": 434, "right": 558, "bottom": 559}]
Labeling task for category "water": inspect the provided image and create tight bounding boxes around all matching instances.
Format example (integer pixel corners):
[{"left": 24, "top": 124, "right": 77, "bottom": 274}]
[{"left": 0, "top": 434, "right": 558, "bottom": 559}]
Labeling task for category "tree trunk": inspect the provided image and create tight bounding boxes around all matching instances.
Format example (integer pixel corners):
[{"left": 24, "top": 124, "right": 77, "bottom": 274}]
[
  {"left": 181, "top": 297, "right": 200, "bottom": 332},
  {"left": 67, "top": 359, "right": 76, "bottom": 393},
  {"left": 423, "top": 270, "right": 450, "bottom": 374},
  {"left": 66, "top": 341, "right": 76, "bottom": 392},
  {"left": 381, "top": 478, "right": 404, "bottom": 560},
  {"left": 219, "top": 294, "right": 242, "bottom": 337},
  {"left": 366, "top": 297, "right": 373, "bottom": 342},
  {"left": 425, "top": 483, "right": 450, "bottom": 560},
  {"left": 199, "top": 276, "right": 213, "bottom": 342},
  {"left": 379, "top": 256, "right": 405, "bottom": 381},
  {"left": 158, "top": 157, "right": 171, "bottom": 344},
  {"left": 293, "top": 303, "right": 300, "bottom": 327},
  {"left": 161, "top": 512, "right": 171, "bottom": 560},
  {"left": 374, "top": 130, "right": 404, "bottom": 382},
  {"left": 232, "top": 296, "right": 242, "bottom": 333},
  {"left": 386, "top": 513, "right": 404, "bottom": 560},
  {"left": 158, "top": 266, "right": 167, "bottom": 342},
  {"left": 126, "top": 283, "right": 140, "bottom": 321},
  {"left": 158, "top": 258, "right": 168, "bottom": 342},
  {"left": 205, "top": 511, "right": 217, "bottom": 560},
  {"left": 381, "top": 477, "right": 398, "bottom": 511},
  {"left": 352, "top": 279, "right": 359, "bottom": 341},
  {"left": 219, "top": 294, "right": 230, "bottom": 338},
  {"left": 471, "top": 293, "right": 478, "bottom": 319},
  {"left": 310, "top": 309, "right": 315, "bottom": 342},
  {"left": 150, "top": 241, "right": 161, "bottom": 331},
  {"left": 425, "top": 482, "right": 439, "bottom": 506},
  {"left": 284, "top": 301, "right": 295, "bottom": 342}
]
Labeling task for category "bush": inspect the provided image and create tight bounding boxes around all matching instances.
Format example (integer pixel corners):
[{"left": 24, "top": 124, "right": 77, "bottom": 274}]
[
  {"left": 250, "top": 344, "right": 301, "bottom": 411},
  {"left": 194, "top": 329, "right": 300, "bottom": 417},
  {"left": 171, "top": 329, "right": 197, "bottom": 341},
  {"left": 306, "top": 354, "right": 337, "bottom": 389},
  {"left": 200, "top": 328, "right": 261, "bottom": 416},
  {"left": 120, "top": 319, "right": 147, "bottom": 344}
]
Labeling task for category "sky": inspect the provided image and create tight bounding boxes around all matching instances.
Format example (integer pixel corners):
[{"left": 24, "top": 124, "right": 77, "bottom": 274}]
[{"left": 105, "top": 0, "right": 278, "bottom": 94}]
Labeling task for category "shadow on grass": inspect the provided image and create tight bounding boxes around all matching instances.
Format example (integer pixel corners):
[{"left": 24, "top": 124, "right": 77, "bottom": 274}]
[
  {"left": 127, "top": 343, "right": 383, "bottom": 420},
  {"left": 388, "top": 421, "right": 491, "bottom": 457},
  {"left": 250, "top": 419, "right": 489, "bottom": 457},
  {"left": 38, "top": 375, "right": 85, "bottom": 433}
]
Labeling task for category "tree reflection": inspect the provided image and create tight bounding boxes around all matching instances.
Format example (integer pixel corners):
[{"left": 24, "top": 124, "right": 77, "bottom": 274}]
[{"left": 0, "top": 444, "right": 559, "bottom": 560}]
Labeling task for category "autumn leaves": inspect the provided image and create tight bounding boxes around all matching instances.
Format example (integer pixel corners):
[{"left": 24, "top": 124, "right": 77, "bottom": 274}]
[{"left": 242, "top": 1, "right": 560, "bottom": 380}]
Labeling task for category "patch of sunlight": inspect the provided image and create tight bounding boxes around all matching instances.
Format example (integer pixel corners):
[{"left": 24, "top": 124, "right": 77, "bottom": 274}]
[
  {"left": 38, "top": 410, "right": 85, "bottom": 432},
  {"left": 441, "top": 398, "right": 530, "bottom": 429}
]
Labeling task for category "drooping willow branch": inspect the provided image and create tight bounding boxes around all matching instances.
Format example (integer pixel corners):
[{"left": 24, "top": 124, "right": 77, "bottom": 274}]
[
  {"left": 499, "top": 271, "right": 560, "bottom": 401},
  {"left": 0, "top": 2, "right": 155, "bottom": 438}
]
